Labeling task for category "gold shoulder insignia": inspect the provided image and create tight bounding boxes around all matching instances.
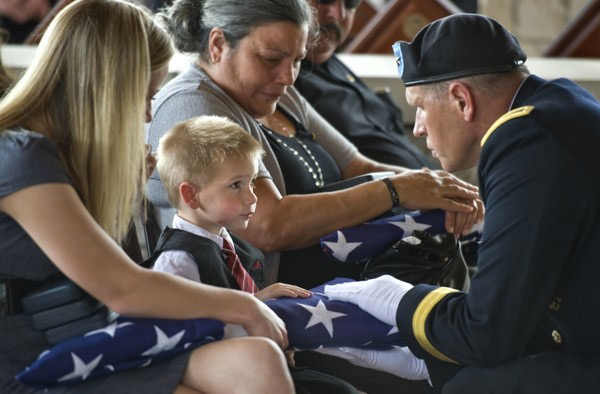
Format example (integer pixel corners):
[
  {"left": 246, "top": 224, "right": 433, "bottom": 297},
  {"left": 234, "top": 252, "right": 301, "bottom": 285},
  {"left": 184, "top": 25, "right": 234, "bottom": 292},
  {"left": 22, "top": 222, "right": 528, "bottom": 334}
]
[
  {"left": 412, "top": 287, "right": 460, "bottom": 364},
  {"left": 481, "top": 105, "right": 534, "bottom": 147}
]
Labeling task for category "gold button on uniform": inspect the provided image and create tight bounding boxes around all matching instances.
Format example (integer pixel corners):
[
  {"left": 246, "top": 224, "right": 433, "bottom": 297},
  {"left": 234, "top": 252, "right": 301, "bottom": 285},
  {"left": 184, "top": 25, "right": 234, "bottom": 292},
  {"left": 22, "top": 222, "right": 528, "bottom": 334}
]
[
  {"left": 551, "top": 330, "right": 563, "bottom": 344},
  {"left": 548, "top": 297, "right": 562, "bottom": 312}
]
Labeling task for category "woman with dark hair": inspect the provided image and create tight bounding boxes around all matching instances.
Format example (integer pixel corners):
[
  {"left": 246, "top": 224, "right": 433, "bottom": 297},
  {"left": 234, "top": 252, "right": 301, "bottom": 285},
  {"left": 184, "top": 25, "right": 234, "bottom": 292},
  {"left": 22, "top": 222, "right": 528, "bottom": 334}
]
[
  {"left": 148, "top": 0, "right": 482, "bottom": 289},
  {"left": 147, "top": 2, "right": 482, "bottom": 392}
]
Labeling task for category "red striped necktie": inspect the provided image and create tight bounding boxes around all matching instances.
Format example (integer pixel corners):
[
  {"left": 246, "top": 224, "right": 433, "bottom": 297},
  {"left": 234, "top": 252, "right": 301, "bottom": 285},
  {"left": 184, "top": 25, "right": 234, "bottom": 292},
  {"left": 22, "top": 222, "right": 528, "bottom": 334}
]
[{"left": 222, "top": 239, "right": 258, "bottom": 294}]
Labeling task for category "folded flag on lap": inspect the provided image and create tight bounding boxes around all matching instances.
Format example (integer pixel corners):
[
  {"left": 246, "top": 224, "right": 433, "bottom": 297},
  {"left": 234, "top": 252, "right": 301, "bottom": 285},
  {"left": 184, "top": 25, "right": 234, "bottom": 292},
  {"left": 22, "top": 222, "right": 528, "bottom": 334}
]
[
  {"left": 16, "top": 316, "right": 225, "bottom": 389},
  {"left": 16, "top": 278, "right": 401, "bottom": 389},
  {"left": 266, "top": 277, "right": 404, "bottom": 350}
]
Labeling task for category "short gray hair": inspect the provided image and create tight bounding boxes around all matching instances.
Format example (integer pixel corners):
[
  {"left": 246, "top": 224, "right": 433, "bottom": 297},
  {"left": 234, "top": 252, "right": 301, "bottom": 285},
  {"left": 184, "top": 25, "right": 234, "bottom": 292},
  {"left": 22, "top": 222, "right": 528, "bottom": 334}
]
[
  {"left": 421, "top": 65, "right": 530, "bottom": 99},
  {"left": 159, "top": 0, "right": 315, "bottom": 61}
]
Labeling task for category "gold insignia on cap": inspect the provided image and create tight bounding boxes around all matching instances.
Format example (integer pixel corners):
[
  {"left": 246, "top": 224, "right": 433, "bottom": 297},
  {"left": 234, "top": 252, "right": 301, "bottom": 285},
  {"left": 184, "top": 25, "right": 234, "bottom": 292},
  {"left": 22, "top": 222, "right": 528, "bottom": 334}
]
[{"left": 551, "top": 330, "right": 563, "bottom": 344}]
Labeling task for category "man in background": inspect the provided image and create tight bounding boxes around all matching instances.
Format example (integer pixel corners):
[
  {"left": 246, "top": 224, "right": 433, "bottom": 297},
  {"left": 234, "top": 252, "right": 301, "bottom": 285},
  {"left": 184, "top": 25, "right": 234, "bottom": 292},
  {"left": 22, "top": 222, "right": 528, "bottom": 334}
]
[
  {"left": 296, "top": 0, "right": 435, "bottom": 169},
  {"left": 0, "top": 0, "right": 55, "bottom": 43}
]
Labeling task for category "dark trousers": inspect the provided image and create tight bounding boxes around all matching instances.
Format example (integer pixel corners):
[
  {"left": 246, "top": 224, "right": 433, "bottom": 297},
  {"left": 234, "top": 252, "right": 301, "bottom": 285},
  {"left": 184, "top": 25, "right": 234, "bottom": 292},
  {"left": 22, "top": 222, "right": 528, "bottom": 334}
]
[
  {"left": 295, "top": 351, "right": 427, "bottom": 394},
  {"left": 291, "top": 366, "right": 360, "bottom": 394},
  {"left": 426, "top": 351, "right": 600, "bottom": 394}
]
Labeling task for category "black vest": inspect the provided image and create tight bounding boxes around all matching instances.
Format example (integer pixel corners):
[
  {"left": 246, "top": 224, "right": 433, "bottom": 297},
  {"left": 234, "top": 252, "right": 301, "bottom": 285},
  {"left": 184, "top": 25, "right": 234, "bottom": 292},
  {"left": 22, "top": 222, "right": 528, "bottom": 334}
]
[{"left": 146, "top": 228, "right": 265, "bottom": 290}]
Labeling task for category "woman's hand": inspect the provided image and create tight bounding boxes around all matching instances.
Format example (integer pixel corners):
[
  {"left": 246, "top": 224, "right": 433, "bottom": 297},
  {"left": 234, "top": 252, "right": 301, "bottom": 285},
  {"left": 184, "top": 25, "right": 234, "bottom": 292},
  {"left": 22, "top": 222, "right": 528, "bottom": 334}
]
[
  {"left": 255, "top": 282, "right": 312, "bottom": 301},
  {"left": 285, "top": 350, "right": 296, "bottom": 367},
  {"left": 241, "top": 296, "right": 290, "bottom": 350},
  {"left": 391, "top": 168, "right": 479, "bottom": 213},
  {"left": 389, "top": 168, "right": 484, "bottom": 235}
]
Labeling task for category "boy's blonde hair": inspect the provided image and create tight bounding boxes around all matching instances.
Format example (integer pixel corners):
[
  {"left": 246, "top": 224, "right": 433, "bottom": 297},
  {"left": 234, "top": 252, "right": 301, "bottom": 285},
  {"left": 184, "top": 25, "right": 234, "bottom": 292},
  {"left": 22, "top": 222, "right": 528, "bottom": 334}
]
[
  {"left": 0, "top": 0, "right": 173, "bottom": 242},
  {"left": 157, "top": 115, "right": 264, "bottom": 208}
]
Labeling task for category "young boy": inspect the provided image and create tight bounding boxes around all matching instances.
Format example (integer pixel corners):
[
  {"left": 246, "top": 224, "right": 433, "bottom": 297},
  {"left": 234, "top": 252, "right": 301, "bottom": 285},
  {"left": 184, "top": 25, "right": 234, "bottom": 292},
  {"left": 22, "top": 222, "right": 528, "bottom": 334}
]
[
  {"left": 150, "top": 115, "right": 368, "bottom": 394},
  {"left": 150, "top": 115, "right": 311, "bottom": 301}
]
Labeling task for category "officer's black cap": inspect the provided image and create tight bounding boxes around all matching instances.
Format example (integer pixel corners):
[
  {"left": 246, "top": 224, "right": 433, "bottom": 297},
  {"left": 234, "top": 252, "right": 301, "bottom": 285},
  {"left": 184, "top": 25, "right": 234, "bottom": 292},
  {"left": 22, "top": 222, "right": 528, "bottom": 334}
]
[{"left": 392, "top": 13, "right": 527, "bottom": 86}]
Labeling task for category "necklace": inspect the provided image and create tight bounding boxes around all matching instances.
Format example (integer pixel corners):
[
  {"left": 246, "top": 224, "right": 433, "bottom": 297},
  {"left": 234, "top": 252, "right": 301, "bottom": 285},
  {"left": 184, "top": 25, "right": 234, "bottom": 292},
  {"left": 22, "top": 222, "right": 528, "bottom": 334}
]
[{"left": 261, "top": 126, "right": 324, "bottom": 188}]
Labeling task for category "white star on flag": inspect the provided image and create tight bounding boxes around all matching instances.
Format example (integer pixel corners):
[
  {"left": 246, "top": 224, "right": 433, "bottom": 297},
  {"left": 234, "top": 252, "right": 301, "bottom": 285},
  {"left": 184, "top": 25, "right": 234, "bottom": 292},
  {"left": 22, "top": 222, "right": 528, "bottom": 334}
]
[
  {"left": 298, "top": 299, "right": 346, "bottom": 338},
  {"left": 85, "top": 321, "right": 133, "bottom": 338},
  {"left": 141, "top": 326, "right": 185, "bottom": 356},
  {"left": 58, "top": 353, "right": 102, "bottom": 382},
  {"left": 323, "top": 231, "right": 362, "bottom": 262},
  {"left": 468, "top": 220, "right": 484, "bottom": 234},
  {"left": 390, "top": 214, "right": 431, "bottom": 236},
  {"left": 16, "top": 316, "right": 225, "bottom": 390}
]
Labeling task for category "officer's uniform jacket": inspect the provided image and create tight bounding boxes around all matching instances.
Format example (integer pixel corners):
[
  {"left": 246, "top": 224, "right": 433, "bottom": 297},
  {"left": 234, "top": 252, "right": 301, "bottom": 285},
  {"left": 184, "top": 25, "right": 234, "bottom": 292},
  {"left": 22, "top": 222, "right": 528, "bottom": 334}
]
[{"left": 396, "top": 75, "right": 600, "bottom": 369}]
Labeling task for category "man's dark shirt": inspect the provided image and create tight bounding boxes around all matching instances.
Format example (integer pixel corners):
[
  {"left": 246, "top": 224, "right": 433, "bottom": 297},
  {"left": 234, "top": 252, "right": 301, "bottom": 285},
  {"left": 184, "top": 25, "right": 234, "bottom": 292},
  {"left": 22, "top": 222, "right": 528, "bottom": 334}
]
[
  {"left": 296, "top": 55, "right": 435, "bottom": 169},
  {"left": 0, "top": 0, "right": 58, "bottom": 43}
]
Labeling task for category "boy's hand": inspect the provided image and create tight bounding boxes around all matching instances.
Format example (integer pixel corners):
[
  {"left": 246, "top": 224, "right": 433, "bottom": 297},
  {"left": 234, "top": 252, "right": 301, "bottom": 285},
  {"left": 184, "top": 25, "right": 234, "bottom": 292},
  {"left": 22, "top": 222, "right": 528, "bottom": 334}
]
[
  {"left": 285, "top": 350, "right": 296, "bottom": 367},
  {"left": 255, "top": 283, "right": 312, "bottom": 301}
]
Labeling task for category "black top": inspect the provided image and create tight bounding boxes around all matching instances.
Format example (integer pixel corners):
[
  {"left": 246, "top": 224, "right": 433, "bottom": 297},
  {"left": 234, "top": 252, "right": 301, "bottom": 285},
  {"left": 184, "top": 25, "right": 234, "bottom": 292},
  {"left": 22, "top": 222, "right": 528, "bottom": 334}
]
[
  {"left": 261, "top": 108, "right": 362, "bottom": 289},
  {"left": 0, "top": 130, "right": 68, "bottom": 281},
  {"left": 261, "top": 108, "right": 340, "bottom": 194},
  {"left": 296, "top": 55, "right": 435, "bottom": 168}
]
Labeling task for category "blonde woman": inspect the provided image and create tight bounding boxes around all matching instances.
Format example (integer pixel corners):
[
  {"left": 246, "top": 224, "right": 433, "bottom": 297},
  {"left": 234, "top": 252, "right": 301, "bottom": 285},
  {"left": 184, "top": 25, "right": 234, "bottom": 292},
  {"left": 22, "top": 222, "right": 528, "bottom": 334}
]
[{"left": 0, "top": 0, "right": 293, "bottom": 393}]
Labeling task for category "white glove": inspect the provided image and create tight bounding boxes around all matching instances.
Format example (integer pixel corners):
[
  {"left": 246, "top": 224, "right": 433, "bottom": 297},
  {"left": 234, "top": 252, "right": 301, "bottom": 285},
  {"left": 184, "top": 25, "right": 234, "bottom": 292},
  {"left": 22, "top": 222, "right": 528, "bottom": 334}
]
[
  {"left": 316, "top": 346, "right": 429, "bottom": 381},
  {"left": 324, "top": 275, "right": 413, "bottom": 326}
]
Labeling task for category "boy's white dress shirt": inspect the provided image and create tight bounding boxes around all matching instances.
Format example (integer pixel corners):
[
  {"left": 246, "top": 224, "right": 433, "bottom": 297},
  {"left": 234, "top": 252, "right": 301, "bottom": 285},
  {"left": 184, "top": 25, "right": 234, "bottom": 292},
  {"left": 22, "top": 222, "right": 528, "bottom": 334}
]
[{"left": 152, "top": 214, "right": 234, "bottom": 283}]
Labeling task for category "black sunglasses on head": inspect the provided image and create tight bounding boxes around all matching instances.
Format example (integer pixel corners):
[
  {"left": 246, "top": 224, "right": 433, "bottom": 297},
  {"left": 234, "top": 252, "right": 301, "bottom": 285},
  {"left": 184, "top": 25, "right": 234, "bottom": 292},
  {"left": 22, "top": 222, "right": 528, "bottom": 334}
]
[{"left": 315, "top": 0, "right": 362, "bottom": 10}]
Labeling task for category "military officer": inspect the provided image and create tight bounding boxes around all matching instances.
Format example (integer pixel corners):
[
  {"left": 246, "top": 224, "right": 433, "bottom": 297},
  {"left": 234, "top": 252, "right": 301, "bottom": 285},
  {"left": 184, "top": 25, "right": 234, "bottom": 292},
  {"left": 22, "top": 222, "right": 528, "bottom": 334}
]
[{"left": 325, "top": 13, "right": 600, "bottom": 394}]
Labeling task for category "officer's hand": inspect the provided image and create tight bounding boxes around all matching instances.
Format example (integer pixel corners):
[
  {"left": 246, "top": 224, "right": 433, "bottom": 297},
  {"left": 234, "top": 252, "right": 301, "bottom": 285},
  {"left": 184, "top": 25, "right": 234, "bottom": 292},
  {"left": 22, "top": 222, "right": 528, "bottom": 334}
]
[
  {"left": 318, "top": 346, "right": 429, "bottom": 380},
  {"left": 324, "top": 275, "right": 412, "bottom": 326},
  {"left": 445, "top": 196, "right": 485, "bottom": 236}
]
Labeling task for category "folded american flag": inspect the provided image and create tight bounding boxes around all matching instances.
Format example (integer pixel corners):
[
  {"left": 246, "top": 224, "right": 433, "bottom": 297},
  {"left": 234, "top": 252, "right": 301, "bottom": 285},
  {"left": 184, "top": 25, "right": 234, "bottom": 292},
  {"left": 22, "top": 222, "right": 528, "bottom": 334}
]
[
  {"left": 16, "top": 279, "right": 404, "bottom": 389},
  {"left": 320, "top": 209, "right": 482, "bottom": 263},
  {"left": 266, "top": 277, "right": 404, "bottom": 350},
  {"left": 16, "top": 316, "right": 224, "bottom": 389}
]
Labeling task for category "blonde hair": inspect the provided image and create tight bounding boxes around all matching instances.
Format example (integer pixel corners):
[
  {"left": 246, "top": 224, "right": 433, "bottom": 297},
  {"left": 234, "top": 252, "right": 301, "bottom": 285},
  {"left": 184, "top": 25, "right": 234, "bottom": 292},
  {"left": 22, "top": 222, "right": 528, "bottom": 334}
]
[
  {"left": 0, "top": 0, "right": 173, "bottom": 242},
  {"left": 157, "top": 115, "right": 264, "bottom": 208}
]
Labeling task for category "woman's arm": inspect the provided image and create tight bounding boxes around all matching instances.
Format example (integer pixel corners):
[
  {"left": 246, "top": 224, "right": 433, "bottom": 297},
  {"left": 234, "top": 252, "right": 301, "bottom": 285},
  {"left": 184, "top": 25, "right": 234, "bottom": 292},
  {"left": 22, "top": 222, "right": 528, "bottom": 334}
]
[
  {"left": 342, "top": 154, "right": 484, "bottom": 235},
  {"left": 0, "top": 183, "right": 288, "bottom": 347},
  {"left": 280, "top": 89, "right": 483, "bottom": 239},
  {"left": 239, "top": 169, "right": 479, "bottom": 252},
  {"left": 341, "top": 152, "right": 409, "bottom": 178}
]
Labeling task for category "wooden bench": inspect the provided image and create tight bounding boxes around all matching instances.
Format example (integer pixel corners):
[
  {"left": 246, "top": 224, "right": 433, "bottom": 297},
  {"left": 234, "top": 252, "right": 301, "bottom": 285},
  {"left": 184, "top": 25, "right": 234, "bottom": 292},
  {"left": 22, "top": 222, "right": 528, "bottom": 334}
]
[
  {"left": 543, "top": 0, "right": 600, "bottom": 58},
  {"left": 344, "top": 0, "right": 460, "bottom": 54}
]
